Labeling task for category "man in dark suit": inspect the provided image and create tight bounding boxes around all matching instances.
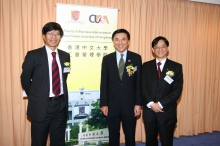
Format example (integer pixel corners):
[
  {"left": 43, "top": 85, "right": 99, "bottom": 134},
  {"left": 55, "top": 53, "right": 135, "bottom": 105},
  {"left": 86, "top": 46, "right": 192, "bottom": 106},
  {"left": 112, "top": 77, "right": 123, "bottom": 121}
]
[
  {"left": 21, "top": 22, "right": 70, "bottom": 146},
  {"left": 141, "top": 36, "right": 183, "bottom": 146},
  {"left": 100, "top": 29, "right": 142, "bottom": 146}
]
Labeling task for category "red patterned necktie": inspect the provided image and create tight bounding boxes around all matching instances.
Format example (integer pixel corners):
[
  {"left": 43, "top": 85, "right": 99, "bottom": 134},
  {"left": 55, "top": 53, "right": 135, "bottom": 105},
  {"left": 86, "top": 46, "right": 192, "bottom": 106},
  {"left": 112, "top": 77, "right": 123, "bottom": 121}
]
[
  {"left": 51, "top": 52, "right": 61, "bottom": 96},
  {"left": 157, "top": 62, "right": 162, "bottom": 78}
]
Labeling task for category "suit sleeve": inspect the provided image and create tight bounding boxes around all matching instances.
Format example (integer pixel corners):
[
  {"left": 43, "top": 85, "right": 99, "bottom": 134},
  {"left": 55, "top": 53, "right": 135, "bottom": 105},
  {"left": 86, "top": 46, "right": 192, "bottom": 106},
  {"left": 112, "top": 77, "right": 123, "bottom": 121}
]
[
  {"left": 20, "top": 51, "right": 35, "bottom": 96},
  {"left": 100, "top": 56, "right": 108, "bottom": 107},
  {"left": 63, "top": 52, "right": 71, "bottom": 81},
  {"left": 141, "top": 63, "right": 152, "bottom": 106},
  {"left": 160, "top": 64, "right": 183, "bottom": 109},
  {"left": 135, "top": 55, "right": 142, "bottom": 105}
]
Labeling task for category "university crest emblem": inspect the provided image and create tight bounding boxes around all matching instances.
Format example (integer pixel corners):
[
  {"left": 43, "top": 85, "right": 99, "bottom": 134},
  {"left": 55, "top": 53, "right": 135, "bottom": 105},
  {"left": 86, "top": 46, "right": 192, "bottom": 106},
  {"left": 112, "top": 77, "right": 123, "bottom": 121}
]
[{"left": 71, "top": 10, "right": 80, "bottom": 21}]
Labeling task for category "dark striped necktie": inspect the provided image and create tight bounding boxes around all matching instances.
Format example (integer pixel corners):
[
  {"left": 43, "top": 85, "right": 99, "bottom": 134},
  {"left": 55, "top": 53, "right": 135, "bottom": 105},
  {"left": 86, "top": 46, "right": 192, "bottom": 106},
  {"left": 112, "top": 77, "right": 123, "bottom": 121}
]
[
  {"left": 157, "top": 62, "right": 162, "bottom": 78},
  {"left": 51, "top": 52, "right": 61, "bottom": 96},
  {"left": 118, "top": 54, "right": 125, "bottom": 80}
]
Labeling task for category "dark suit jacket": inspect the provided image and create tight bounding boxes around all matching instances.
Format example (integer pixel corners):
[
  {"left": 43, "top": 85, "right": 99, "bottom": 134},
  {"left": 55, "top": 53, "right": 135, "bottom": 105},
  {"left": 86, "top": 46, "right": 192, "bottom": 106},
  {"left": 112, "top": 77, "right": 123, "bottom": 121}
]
[
  {"left": 21, "top": 46, "right": 70, "bottom": 122},
  {"left": 100, "top": 50, "right": 142, "bottom": 116},
  {"left": 141, "top": 59, "right": 183, "bottom": 125}
]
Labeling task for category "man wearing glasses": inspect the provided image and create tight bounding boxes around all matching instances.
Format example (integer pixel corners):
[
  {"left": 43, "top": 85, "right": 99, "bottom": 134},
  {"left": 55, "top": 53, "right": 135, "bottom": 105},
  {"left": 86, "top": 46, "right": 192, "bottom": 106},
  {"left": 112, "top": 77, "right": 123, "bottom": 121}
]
[
  {"left": 21, "top": 22, "right": 70, "bottom": 146},
  {"left": 141, "top": 36, "right": 183, "bottom": 146}
]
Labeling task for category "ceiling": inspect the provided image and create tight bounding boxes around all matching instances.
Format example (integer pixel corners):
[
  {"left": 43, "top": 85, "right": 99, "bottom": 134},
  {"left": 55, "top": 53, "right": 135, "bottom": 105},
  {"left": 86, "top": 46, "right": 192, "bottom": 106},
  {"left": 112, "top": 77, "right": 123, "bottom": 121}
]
[{"left": 189, "top": 0, "right": 220, "bottom": 5}]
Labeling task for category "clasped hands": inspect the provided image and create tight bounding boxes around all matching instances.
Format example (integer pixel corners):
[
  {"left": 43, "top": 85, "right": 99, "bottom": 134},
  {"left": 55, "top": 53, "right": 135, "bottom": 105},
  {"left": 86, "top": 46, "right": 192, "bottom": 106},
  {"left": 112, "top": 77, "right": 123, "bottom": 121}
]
[
  {"left": 151, "top": 102, "right": 164, "bottom": 113},
  {"left": 101, "top": 105, "right": 141, "bottom": 117}
]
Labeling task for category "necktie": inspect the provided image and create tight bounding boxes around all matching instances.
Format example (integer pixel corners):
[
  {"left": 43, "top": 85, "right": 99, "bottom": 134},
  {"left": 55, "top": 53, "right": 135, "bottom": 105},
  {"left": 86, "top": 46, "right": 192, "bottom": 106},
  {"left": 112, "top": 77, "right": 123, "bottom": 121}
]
[
  {"left": 51, "top": 52, "right": 61, "bottom": 96},
  {"left": 157, "top": 62, "right": 162, "bottom": 78},
  {"left": 118, "top": 54, "right": 125, "bottom": 80}
]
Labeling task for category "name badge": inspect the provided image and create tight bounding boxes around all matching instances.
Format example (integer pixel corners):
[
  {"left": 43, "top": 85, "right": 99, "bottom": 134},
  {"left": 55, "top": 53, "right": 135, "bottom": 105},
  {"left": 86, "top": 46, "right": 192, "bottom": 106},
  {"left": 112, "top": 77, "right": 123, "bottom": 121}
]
[
  {"left": 134, "top": 66, "right": 137, "bottom": 72},
  {"left": 164, "top": 75, "right": 174, "bottom": 84},
  {"left": 63, "top": 67, "right": 71, "bottom": 73}
]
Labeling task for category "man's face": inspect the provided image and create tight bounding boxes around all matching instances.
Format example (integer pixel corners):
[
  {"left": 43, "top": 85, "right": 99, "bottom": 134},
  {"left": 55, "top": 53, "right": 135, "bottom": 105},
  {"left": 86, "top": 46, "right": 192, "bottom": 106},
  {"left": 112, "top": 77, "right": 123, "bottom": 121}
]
[
  {"left": 152, "top": 40, "right": 169, "bottom": 60},
  {"left": 42, "top": 30, "right": 62, "bottom": 51},
  {"left": 113, "top": 33, "right": 130, "bottom": 53}
]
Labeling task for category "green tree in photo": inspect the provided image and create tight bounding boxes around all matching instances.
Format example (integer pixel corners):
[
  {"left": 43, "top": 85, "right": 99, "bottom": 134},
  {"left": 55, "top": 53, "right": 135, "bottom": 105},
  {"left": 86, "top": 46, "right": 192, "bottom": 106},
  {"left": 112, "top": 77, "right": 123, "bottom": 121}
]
[
  {"left": 70, "top": 125, "right": 79, "bottom": 139},
  {"left": 84, "top": 99, "right": 108, "bottom": 131}
]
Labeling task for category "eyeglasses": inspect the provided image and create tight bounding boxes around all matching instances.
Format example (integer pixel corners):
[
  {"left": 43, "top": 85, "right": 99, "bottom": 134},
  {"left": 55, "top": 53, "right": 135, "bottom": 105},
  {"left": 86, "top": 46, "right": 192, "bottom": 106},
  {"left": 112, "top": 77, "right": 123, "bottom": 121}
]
[
  {"left": 153, "top": 46, "right": 167, "bottom": 50},
  {"left": 46, "top": 31, "right": 60, "bottom": 37}
]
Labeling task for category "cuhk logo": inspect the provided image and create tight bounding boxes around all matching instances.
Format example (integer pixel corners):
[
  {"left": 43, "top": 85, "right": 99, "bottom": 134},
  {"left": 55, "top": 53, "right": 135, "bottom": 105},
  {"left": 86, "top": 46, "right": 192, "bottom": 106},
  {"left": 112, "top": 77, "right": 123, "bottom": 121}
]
[
  {"left": 71, "top": 10, "right": 80, "bottom": 21},
  {"left": 89, "top": 15, "right": 109, "bottom": 24}
]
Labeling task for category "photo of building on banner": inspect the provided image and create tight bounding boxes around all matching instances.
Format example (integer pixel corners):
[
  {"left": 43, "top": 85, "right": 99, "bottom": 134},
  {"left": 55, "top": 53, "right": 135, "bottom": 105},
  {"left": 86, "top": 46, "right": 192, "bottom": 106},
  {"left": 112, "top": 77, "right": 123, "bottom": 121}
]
[{"left": 56, "top": 4, "right": 118, "bottom": 145}]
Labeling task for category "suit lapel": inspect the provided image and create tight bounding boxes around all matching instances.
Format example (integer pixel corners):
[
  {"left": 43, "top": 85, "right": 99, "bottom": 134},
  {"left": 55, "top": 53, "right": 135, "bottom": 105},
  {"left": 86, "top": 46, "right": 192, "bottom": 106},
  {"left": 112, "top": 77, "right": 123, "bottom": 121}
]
[
  {"left": 111, "top": 52, "right": 121, "bottom": 80},
  {"left": 123, "top": 51, "right": 130, "bottom": 80},
  {"left": 157, "top": 59, "right": 171, "bottom": 92},
  {"left": 123, "top": 50, "right": 134, "bottom": 81},
  {"left": 124, "top": 51, "right": 130, "bottom": 66},
  {"left": 150, "top": 59, "right": 158, "bottom": 80},
  {"left": 40, "top": 46, "right": 50, "bottom": 85},
  {"left": 58, "top": 49, "right": 64, "bottom": 71},
  {"left": 160, "top": 59, "right": 171, "bottom": 79}
]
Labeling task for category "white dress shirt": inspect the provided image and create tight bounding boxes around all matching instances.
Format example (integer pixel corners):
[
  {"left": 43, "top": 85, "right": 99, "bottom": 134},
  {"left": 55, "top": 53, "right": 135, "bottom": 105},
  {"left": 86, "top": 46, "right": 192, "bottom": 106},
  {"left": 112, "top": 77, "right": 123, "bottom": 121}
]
[
  {"left": 147, "top": 58, "right": 167, "bottom": 109},
  {"left": 116, "top": 49, "right": 127, "bottom": 67},
  {"left": 45, "top": 45, "right": 64, "bottom": 97}
]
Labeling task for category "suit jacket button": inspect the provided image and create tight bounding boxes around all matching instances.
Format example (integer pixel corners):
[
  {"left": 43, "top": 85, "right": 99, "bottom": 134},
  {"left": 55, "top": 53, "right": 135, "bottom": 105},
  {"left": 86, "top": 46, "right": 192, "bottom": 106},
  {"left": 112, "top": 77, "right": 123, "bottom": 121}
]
[{"left": 121, "top": 84, "right": 123, "bottom": 86}]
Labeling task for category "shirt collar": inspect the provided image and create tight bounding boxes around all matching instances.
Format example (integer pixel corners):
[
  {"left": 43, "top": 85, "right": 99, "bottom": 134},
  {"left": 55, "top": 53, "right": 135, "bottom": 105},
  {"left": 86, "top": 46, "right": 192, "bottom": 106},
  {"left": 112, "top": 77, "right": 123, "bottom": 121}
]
[
  {"left": 45, "top": 45, "right": 58, "bottom": 54},
  {"left": 156, "top": 58, "right": 167, "bottom": 65},
  {"left": 116, "top": 49, "right": 127, "bottom": 58}
]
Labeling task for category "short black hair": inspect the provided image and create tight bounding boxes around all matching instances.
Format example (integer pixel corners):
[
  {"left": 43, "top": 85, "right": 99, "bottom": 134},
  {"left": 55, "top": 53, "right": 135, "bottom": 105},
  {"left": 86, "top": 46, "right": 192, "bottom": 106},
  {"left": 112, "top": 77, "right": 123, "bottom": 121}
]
[
  {"left": 42, "top": 22, "right": 64, "bottom": 37},
  {"left": 112, "top": 29, "right": 130, "bottom": 40},
  {"left": 152, "top": 36, "right": 169, "bottom": 48}
]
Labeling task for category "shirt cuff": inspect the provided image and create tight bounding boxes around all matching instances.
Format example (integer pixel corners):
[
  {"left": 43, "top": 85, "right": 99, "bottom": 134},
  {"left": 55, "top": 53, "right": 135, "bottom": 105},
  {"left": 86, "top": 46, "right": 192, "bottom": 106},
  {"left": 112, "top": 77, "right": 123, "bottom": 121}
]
[
  {"left": 158, "top": 102, "right": 163, "bottom": 108},
  {"left": 147, "top": 101, "right": 154, "bottom": 108}
]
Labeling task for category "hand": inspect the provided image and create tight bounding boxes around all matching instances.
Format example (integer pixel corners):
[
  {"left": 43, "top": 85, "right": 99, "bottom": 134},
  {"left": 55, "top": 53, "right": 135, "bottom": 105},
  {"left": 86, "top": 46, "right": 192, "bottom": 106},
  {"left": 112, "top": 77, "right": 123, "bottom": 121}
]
[
  {"left": 150, "top": 102, "right": 164, "bottom": 113},
  {"left": 101, "top": 106, "right": 108, "bottom": 116},
  {"left": 134, "top": 105, "right": 141, "bottom": 117}
]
